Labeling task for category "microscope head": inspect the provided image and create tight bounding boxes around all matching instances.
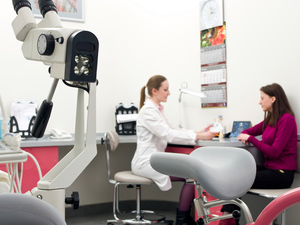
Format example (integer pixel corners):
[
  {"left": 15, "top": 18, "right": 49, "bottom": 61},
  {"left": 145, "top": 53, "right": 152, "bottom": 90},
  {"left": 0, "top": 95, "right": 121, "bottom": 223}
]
[
  {"left": 11, "top": 0, "right": 100, "bottom": 138},
  {"left": 12, "top": 0, "right": 99, "bottom": 83}
]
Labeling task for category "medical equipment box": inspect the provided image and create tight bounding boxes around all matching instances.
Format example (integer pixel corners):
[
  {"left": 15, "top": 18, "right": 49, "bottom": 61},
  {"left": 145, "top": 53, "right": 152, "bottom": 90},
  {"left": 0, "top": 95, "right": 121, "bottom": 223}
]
[{"left": 115, "top": 103, "right": 138, "bottom": 135}]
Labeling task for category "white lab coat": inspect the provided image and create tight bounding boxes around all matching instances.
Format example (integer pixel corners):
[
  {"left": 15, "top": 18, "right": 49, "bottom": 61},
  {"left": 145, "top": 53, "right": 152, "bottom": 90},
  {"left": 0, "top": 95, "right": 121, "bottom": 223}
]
[{"left": 131, "top": 99, "right": 196, "bottom": 191}]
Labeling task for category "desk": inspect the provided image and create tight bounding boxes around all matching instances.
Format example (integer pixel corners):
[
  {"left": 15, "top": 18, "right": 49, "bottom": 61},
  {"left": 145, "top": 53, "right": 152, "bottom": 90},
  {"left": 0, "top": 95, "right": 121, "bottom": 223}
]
[
  {"left": 12, "top": 134, "right": 297, "bottom": 194},
  {"left": 197, "top": 138, "right": 265, "bottom": 166},
  {"left": 99, "top": 135, "right": 264, "bottom": 165},
  {"left": 166, "top": 137, "right": 264, "bottom": 166}
]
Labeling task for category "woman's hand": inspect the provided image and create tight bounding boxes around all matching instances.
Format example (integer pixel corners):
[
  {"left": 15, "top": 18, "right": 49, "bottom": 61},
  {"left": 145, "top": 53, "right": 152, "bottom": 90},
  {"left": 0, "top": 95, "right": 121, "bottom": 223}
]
[
  {"left": 197, "top": 124, "right": 214, "bottom": 133},
  {"left": 237, "top": 133, "right": 250, "bottom": 144},
  {"left": 196, "top": 131, "right": 217, "bottom": 140}
]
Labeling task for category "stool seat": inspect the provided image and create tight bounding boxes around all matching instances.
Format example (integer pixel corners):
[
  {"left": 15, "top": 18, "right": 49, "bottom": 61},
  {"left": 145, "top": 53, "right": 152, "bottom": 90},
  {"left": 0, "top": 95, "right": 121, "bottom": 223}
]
[
  {"left": 114, "top": 171, "right": 154, "bottom": 184},
  {"left": 247, "top": 173, "right": 300, "bottom": 225},
  {"left": 248, "top": 173, "right": 300, "bottom": 198}
]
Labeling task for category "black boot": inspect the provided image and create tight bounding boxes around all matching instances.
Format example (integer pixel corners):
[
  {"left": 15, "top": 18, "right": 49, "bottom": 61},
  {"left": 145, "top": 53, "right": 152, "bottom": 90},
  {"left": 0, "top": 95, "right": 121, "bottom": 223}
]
[{"left": 176, "top": 209, "right": 197, "bottom": 225}]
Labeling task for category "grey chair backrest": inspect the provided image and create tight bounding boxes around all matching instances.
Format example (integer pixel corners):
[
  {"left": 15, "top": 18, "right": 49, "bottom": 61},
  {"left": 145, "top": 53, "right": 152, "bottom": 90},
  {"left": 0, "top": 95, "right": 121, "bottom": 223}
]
[
  {"left": 108, "top": 130, "right": 120, "bottom": 151},
  {"left": 150, "top": 146, "right": 256, "bottom": 200},
  {"left": 0, "top": 193, "right": 66, "bottom": 225},
  {"left": 104, "top": 130, "right": 120, "bottom": 184}
]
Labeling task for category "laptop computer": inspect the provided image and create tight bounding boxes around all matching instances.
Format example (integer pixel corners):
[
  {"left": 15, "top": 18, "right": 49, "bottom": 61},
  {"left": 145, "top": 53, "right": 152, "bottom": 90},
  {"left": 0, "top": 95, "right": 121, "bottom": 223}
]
[{"left": 230, "top": 121, "right": 252, "bottom": 138}]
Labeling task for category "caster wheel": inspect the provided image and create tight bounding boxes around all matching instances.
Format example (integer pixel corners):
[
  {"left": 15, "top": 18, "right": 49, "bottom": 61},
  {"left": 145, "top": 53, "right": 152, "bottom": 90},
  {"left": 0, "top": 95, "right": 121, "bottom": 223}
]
[
  {"left": 196, "top": 218, "right": 205, "bottom": 225},
  {"left": 232, "top": 210, "right": 241, "bottom": 219}
]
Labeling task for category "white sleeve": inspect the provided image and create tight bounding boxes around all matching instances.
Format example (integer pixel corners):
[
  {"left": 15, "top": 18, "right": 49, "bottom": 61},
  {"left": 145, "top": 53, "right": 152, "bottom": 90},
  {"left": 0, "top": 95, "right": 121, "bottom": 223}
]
[
  {"left": 139, "top": 107, "right": 196, "bottom": 145},
  {"left": 165, "top": 118, "right": 195, "bottom": 133}
]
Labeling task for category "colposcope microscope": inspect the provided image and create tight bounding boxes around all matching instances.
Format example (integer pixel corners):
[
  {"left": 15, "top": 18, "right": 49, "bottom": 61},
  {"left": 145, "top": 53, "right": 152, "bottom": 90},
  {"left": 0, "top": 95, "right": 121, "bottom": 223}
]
[{"left": 11, "top": 0, "right": 99, "bottom": 218}]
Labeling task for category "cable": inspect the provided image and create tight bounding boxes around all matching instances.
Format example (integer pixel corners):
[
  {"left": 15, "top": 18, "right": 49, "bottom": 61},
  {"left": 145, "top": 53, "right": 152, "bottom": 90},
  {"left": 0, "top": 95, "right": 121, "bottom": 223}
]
[
  {"left": 9, "top": 163, "right": 16, "bottom": 193},
  {"left": 19, "top": 162, "right": 24, "bottom": 188},
  {"left": 15, "top": 163, "right": 22, "bottom": 193},
  {"left": 27, "top": 152, "right": 42, "bottom": 180},
  {"left": 63, "top": 79, "right": 99, "bottom": 93},
  {"left": 63, "top": 80, "right": 90, "bottom": 93},
  {"left": 12, "top": 163, "right": 20, "bottom": 193},
  {"left": 4, "top": 153, "right": 40, "bottom": 193},
  {"left": 6, "top": 164, "right": 13, "bottom": 192}
]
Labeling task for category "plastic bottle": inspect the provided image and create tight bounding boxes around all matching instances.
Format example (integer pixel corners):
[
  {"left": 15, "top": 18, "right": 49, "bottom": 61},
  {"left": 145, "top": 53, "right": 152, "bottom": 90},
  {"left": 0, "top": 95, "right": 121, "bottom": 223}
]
[{"left": 218, "top": 115, "right": 224, "bottom": 138}]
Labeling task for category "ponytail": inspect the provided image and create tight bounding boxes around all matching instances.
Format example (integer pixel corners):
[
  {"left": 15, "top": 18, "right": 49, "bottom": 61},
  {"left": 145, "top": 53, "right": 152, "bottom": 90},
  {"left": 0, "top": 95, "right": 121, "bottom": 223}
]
[{"left": 139, "top": 86, "right": 146, "bottom": 111}]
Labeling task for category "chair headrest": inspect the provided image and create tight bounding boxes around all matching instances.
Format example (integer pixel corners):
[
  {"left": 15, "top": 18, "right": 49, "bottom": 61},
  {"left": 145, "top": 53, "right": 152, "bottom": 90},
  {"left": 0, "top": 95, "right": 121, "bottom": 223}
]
[{"left": 108, "top": 130, "right": 119, "bottom": 151}]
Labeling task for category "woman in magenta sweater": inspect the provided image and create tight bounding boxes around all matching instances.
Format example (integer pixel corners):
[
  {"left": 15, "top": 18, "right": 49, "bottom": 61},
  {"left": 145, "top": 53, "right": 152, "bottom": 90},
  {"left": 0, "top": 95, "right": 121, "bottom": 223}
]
[{"left": 219, "top": 83, "right": 297, "bottom": 225}]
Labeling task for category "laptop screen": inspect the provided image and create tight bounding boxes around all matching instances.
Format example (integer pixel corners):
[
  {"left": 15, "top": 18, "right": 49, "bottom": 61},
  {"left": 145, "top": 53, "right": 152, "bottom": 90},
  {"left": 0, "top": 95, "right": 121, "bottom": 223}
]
[{"left": 230, "top": 121, "right": 252, "bottom": 137}]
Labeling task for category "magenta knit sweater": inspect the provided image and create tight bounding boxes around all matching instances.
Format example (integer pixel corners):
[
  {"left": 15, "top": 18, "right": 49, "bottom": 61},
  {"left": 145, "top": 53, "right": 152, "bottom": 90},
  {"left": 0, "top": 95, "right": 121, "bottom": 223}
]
[{"left": 242, "top": 113, "right": 297, "bottom": 170}]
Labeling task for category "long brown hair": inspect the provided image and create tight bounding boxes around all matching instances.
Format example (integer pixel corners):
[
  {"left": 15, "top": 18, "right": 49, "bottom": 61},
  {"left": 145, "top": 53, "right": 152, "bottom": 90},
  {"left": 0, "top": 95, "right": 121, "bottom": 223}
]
[
  {"left": 261, "top": 83, "right": 294, "bottom": 130},
  {"left": 139, "top": 75, "right": 167, "bottom": 111}
]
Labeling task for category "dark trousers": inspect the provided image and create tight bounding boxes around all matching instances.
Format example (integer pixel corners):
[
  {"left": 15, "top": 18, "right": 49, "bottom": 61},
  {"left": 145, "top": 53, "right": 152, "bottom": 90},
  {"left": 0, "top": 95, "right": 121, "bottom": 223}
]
[{"left": 221, "top": 165, "right": 295, "bottom": 213}]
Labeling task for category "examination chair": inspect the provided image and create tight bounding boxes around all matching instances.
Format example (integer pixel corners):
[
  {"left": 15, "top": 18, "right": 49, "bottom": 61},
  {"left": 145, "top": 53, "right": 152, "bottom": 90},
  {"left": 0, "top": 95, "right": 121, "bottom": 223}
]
[
  {"left": 103, "top": 131, "right": 173, "bottom": 225},
  {"left": 0, "top": 193, "right": 66, "bottom": 225},
  {"left": 150, "top": 147, "right": 256, "bottom": 224}
]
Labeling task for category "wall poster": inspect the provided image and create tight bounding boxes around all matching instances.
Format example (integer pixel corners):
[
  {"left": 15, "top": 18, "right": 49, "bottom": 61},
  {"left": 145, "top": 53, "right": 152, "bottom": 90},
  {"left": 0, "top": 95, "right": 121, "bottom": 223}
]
[{"left": 29, "top": 0, "right": 85, "bottom": 22}]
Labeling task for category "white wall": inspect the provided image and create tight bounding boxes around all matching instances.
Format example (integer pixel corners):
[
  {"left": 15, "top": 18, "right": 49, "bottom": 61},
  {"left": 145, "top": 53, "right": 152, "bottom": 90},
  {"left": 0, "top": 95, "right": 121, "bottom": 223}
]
[
  {"left": 3, "top": 0, "right": 300, "bottom": 135},
  {"left": 2, "top": 0, "right": 300, "bottom": 223},
  {"left": 2, "top": 1, "right": 300, "bottom": 134}
]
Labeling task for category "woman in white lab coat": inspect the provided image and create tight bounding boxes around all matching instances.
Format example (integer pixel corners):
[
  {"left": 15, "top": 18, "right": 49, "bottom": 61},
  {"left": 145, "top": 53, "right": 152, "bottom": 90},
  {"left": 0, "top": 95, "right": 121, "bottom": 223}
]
[{"left": 131, "top": 75, "right": 216, "bottom": 225}]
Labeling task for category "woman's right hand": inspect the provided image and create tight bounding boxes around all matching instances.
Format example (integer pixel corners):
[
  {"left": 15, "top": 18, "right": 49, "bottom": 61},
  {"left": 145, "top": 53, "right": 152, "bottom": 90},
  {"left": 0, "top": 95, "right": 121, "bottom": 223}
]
[
  {"left": 196, "top": 131, "right": 217, "bottom": 140},
  {"left": 237, "top": 133, "right": 250, "bottom": 144}
]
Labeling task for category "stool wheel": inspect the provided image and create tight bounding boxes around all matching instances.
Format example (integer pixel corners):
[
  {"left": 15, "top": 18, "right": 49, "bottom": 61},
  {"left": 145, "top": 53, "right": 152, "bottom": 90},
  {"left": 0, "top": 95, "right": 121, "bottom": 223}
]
[
  {"left": 196, "top": 218, "right": 205, "bottom": 225},
  {"left": 232, "top": 210, "right": 241, "bottom": 219}
]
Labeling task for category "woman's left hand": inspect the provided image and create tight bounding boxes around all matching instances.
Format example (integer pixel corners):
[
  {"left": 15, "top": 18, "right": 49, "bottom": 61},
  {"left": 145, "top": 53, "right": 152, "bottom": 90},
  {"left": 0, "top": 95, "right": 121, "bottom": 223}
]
[
  {"left": 197, "top": 124, "right": 214, "bottom": 133},
  {"left": 237, "top": 133, "right": 250, "bottom": 144}
]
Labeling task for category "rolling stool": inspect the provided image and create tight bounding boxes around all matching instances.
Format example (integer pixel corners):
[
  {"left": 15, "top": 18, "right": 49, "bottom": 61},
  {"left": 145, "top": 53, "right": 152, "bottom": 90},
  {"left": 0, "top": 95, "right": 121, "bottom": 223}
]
[{"left": 103, "top": 131, "right": 173, "bottom": 225}]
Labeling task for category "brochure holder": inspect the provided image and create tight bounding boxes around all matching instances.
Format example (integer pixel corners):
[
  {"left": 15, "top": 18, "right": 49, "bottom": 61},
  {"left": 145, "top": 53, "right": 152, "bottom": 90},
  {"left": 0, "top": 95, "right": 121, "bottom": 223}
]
[
  {"left": 9, "top": 100, "right": 37, "bottom": 138},
  {"left": 115, "top": 103, "right": 138, "bottom": 135},
  {"left": 10, "top": 116, "right": 36, "bottom": 138}
]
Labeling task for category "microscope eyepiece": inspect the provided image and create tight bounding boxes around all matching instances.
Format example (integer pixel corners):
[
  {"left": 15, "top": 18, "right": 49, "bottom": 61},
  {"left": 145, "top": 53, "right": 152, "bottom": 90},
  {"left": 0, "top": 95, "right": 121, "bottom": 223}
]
[
  {"left": 38, "top": 0, "right": 58, "bottom": 17},
  {"left": 12, "top": 0, "right": 31, "bottom": 14}
]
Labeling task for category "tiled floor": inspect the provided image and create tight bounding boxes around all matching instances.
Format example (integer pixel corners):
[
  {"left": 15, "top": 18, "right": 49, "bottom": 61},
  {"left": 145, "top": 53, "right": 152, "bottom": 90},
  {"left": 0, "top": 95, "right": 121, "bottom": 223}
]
[{"left": 65, "top": 201, "right": 177, "bottom": 225}]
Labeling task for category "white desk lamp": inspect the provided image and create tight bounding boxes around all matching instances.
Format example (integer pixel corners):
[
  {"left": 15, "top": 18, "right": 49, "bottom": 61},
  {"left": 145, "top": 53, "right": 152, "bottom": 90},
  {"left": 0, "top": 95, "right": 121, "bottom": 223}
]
[
  {"left": 179, "top": 88, "right": 207, "bottom": 102},
  {"left": 178, "top": 82, "right": 206, "bottom": 128},
  {"left": 179, "top": 82, "right": 206, "bottom": 102}
]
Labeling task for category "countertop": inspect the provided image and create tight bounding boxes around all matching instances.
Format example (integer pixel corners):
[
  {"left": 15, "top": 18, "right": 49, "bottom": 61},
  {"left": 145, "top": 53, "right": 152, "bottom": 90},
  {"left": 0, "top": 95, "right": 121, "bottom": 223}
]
[{"left": 19, "top": 133, "right": 263, "bottom": 148}]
